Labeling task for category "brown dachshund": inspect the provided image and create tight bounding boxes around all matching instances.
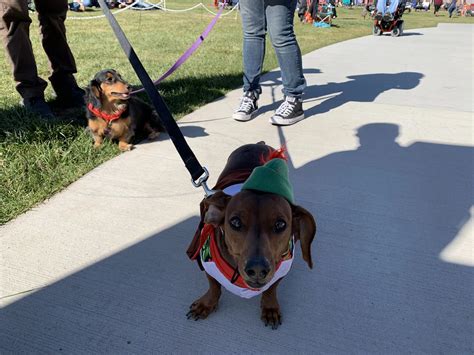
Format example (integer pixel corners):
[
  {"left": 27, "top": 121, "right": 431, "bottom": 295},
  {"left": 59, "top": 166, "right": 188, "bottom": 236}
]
[
  {"left": 186, "top": 142, "right": 317, "bottom": 329},
  {"left": 85, "top": 69, "right": 165, "bottom": 151}
]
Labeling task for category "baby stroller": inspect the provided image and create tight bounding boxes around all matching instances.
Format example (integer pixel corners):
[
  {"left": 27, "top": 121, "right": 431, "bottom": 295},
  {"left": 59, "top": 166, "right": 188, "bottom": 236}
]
[{"left": 373, "top": 0, "right": 406, "bottom": 37}]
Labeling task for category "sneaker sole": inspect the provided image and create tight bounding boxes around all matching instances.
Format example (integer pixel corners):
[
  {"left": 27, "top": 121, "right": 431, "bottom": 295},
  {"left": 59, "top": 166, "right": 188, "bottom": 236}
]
[
  {"left": 232, "top": 108, "right": 259, "bottom": 122},
  {"left": 269, "top": 113, "right": 305, "bottom": 126}
]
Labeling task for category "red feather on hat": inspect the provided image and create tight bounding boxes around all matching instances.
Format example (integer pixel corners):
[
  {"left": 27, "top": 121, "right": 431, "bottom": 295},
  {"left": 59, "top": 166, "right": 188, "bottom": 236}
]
[{"left": 260, "top": 146, "right": 288, "bottom": 164}]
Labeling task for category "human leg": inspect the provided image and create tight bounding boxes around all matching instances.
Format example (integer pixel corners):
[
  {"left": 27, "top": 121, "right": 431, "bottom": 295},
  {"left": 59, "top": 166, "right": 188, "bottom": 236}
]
[
  {"left": 239, "top": 0, "right": 266, "bottom": 95},
  {"left": 331, "top": 0, "right": 337, "bottom": 17},
  {"left": 388, "top": 0, "right": 399, "bottom": 14},
  {"left": 265, "top": 0, "right": 305, "bottom": 98},
  {"left": 376, "top": 0, "right": 386, "bottom": 16},
  {"left": 0, "top": 0, "right": 54, "bottom": 116},
  {"left": 82, "top": 0, "right": 99, "bottom": 7},
  {"left": 35, "top": 0, "right": 84, "bottom": 107},
  {"left": 232, "top": 0, "right": 265, "bottom": 121},
  {"left": 0, "top": 0, "right": 48, "bottom": 99},
  {"left": 265, "top": 0, "right": 305, "bottom": 126},
  {"left": 448, "top": 0, "right": 456, "bottom": 16}
]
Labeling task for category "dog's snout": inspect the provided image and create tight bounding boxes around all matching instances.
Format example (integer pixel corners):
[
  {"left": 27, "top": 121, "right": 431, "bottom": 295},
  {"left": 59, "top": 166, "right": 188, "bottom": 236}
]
[{"left": 244, "top": 258, "right": 270, "bottom": 281}]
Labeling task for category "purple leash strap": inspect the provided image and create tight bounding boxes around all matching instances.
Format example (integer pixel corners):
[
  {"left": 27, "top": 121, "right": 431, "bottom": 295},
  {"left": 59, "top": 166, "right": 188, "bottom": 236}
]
[{"left": 131, "top": 8, "right": 224, "bottom": 94}]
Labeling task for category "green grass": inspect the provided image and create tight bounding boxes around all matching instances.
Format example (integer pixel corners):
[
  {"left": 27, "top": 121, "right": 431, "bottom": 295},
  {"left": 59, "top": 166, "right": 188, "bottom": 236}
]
[{"left": 0, "top": 1, "right": 472, "bottom": 224}]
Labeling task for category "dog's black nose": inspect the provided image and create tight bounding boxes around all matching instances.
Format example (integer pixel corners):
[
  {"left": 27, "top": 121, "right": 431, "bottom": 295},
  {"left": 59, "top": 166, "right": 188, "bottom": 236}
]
[{"left": 244, "top": 258, "right": 270, "bottom": 281}]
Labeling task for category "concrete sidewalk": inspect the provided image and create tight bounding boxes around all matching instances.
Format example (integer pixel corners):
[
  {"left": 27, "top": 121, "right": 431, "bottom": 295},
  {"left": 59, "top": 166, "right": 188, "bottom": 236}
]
[{"left": 1, "top": 23, "right": 473, "bottom": 353}]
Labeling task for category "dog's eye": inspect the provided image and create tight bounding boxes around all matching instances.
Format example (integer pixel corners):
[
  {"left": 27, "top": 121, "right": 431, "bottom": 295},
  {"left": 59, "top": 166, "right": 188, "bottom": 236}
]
[
  {"left": 229, "top": 216, "right": 242, "bottom": 230},
  {"left": 274, "top": 219, "right": 286, "bottom": 233}
]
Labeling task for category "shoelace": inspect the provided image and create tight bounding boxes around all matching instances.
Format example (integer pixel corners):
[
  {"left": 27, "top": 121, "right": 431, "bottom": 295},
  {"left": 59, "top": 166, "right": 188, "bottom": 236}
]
[
  {"left": 275, "top": 100, "right": 296, "bottom": 117},
  {"left": 237, "top": 96, "right": 255, "bottom": 112}
]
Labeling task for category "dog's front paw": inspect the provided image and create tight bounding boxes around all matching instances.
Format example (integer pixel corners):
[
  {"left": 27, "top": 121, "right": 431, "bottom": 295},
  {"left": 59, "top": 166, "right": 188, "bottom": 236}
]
[
  {"left": 261, "top": 306, "right": 282, "bottom": 330},
  {"left": 186, "top": 297, "right": 218, "bottom": 321},
  {"left": 118, "top": 142, "right": 133, "bottom": 152},
  {"left": 93, "top": 136, "right": 104, "bottom": 149}
]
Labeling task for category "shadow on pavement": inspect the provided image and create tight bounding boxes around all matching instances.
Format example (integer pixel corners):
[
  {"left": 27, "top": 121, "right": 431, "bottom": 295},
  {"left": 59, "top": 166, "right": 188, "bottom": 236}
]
[
  {"left": 400, "top": 32, "right": 424, "bottom": 36},
  {"left": 260, "top": 68, "right": 322, "bottom": 109},
  {"left": 177, "top": 125, "right": 209, "bottom": 138},
  {"left": 1, "top": 123, "right": 472, "bottom": 353},
  {"left": 258, "top": 71, "right": 424, "bottom": 117},
  {"left": 282, "top": 123, "right": 473, "bottom": 352}
]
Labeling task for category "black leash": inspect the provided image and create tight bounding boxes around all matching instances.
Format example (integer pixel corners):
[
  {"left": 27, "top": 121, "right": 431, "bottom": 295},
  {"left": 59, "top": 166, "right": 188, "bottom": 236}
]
[{"left": 97, "top": 0, "right": 213, "bottom": 196}]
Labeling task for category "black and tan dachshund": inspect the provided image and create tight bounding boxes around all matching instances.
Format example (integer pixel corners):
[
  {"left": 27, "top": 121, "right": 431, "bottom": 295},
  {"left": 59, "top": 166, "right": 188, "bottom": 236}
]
[{"left": 85, "top": 69, "right": 165, "bottom": 151}]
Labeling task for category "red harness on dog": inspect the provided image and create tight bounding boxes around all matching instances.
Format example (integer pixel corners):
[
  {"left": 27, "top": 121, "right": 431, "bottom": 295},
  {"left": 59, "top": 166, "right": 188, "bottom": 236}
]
[
  {"left": 192, "top": 224, "right": 294, "bottom": 291},
  {"left": 87, "top": 103, "right": 126, "bottom": 123},
  {"left": 192, "top": 224, "right": 249, "bottom": 288}
]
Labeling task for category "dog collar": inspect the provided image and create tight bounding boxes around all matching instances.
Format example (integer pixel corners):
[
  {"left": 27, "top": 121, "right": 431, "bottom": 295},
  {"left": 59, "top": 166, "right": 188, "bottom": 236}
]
[
  {"left": 87, "top": 103, "right": 126, "bottom": 123},
  {"left": 195, "top": 224, "right": 295, "bottom": 299}
]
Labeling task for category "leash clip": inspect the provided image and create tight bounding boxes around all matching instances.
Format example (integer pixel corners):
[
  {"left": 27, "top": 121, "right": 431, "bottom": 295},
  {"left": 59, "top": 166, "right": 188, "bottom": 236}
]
[{"left": 191, "top": 166, "right": 215, "bottom": 197}]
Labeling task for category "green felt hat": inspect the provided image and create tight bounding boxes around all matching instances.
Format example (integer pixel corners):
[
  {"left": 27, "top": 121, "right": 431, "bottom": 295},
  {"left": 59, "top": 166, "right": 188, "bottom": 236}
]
[{"left": 242, "top": 158, "right": 294, "bottom": 204}]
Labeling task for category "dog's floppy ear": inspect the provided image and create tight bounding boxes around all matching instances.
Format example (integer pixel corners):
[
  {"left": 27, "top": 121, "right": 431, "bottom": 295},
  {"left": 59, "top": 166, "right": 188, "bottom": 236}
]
[
  {"left": 203, "top": 190, "right": 231, "bottom": 227},
  {"left": 85, "top": 79, "right": 102, "bottom": 108},
  {"left": 292, "top": 205, "right": 317, "bottom": 269}
]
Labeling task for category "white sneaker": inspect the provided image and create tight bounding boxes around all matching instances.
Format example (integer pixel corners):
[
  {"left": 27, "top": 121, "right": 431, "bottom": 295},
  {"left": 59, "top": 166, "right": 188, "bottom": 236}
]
[
  {"left": 269, "top": 96, "right": 305, "bottom": 126},
  {"left": 232, "top": 91, "right": 259, "bottom": 122}
]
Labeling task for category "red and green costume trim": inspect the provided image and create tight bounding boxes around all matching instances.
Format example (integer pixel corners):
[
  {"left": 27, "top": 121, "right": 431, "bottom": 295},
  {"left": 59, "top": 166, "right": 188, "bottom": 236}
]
[{"left": 191, "top": 224, "right": 294, "bottom": 290}]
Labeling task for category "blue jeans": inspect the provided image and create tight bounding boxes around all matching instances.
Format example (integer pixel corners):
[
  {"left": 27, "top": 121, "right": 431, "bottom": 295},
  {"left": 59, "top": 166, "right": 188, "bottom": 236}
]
[
  {"left": 69, "top": 0, "right": 98, "bottom": 9},
  {"left": 239, "top": 0, "right": 306, "bottom": 98},
  {"left": 376, "top": 0, "right": 400, "bottom": 14},
  {"left": 83, "top": 0, "right": 99, "bottom": 7},
  {"left": 448, "top": 1, "right": 457, "bottom": 16}
]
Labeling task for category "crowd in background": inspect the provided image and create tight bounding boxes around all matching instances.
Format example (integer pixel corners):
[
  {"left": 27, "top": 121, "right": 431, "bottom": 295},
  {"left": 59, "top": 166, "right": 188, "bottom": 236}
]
[
  {"left": 68, "top": 0, "right": 135, "bottom": 11},
  {"left": 60, "top": 0, "right": 474, "bottom": 17},
  {"left": 298, "top": 0, "right": 472, "bottom": 17},
  {"left": 23, "top": 0, "right": 474, "bottom": 17}
]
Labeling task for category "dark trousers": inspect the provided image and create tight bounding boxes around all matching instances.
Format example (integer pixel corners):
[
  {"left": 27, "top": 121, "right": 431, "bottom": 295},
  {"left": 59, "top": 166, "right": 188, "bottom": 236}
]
[{"left": 0, "top": 0, "right": 78, "bottom": 99}]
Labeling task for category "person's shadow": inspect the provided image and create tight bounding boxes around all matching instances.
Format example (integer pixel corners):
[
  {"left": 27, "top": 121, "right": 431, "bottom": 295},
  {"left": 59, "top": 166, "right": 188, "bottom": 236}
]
[
  {"left": 257, "top": 71, "right": 424, "bottom": 117},
  {"left": 283, "top": 123, "right": 473, "bottom": 352},
  {"left": 305, "top": 72, "right": 424, "bottom": 116}
]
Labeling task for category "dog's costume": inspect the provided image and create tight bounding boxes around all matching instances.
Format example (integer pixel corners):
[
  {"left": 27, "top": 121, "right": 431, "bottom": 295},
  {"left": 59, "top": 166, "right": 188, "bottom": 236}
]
[{"left": 188, "top": 157, "right": 296, "bottom": 299}]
